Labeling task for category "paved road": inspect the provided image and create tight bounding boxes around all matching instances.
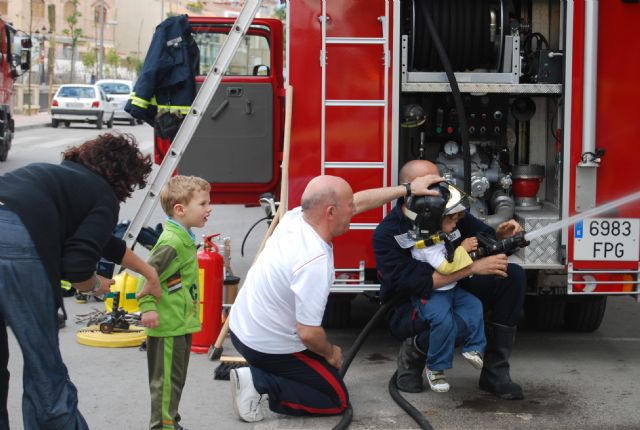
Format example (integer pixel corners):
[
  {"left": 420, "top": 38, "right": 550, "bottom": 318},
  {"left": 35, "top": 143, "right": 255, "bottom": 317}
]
[{"left": 3, "top": 126, "right": 640, "bottom": 429}]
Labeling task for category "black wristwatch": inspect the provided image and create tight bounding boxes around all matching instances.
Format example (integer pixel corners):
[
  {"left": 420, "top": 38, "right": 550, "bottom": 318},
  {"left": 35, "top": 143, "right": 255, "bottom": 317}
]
[{"left": 402, "top": 182, "right": 411, "bottom": 197}]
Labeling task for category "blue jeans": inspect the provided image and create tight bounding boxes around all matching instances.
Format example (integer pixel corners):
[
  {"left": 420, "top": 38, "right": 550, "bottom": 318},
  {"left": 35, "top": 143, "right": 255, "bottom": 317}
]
[
  {"left": 413, "top": 287, "right": 486, "bottom": 371},
  {"left": 0, "top": 206, "right": 88, "bottom": 430}
]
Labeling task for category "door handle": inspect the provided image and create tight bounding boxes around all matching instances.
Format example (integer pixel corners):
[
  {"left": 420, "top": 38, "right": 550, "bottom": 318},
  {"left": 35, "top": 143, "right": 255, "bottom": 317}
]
[
  {"left": 210, "top": 99, "right": 229, "bottom": 120},
  {"left": 227, "top": 87, "right": 243, "bottom": 97},
  {"left": 245, "top": 99, "right": 252, "bottom": 115}
]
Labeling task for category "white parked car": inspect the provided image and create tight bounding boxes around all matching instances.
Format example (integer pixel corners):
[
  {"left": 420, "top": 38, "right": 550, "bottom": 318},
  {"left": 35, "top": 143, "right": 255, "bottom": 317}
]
[
  {"left": 96, "top": 79, "right": 139, "bottom": 125},
  {"left": 51, "top": 84, "right": 115, "bottom": 129}
]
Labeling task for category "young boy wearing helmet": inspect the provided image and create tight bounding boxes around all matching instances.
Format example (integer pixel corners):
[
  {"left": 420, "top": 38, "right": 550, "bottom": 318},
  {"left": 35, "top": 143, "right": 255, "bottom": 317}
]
[{"left": 404, "top": 184, "right": 485, "bottom": 393}]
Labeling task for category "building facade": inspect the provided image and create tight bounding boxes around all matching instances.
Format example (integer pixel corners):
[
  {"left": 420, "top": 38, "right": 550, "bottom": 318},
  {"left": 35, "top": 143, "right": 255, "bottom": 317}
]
[{"left": 0, "top": 0, "right": 280, "bottom": 85}]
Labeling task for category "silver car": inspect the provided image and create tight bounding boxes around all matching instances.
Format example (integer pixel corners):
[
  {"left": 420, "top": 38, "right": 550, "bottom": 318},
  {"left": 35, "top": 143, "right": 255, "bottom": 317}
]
[
  {"left": 51, "top": 84, "right": 115, "bottom": 129},
  {"left": 96, "top": 79, "right": 139, "bottom": 125}
]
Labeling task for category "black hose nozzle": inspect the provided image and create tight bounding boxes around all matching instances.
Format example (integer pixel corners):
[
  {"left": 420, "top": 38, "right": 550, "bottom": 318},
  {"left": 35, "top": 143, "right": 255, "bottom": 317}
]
[{"left": 469, "top": 231, "right": 530, "bottom": 260}]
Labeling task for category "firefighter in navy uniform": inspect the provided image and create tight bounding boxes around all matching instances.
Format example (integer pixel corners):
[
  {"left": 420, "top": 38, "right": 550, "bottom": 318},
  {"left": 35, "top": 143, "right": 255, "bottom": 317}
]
[
  {"left": 372, "top": 159, "right": 526, "bottom": 400},
  {"left": 126, "top": 14, "right": 199, "bottom": 139}
]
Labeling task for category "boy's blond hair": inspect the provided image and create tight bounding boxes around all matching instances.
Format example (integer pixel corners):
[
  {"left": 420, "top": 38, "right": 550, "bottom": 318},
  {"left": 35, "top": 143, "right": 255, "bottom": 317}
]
[{"left": 160, "top": 175, "right": 211, "bottom": 216}]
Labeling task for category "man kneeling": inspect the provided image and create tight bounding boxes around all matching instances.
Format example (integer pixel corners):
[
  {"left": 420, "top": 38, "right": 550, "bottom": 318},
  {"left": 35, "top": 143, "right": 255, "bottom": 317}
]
[{"left": 229, "top": 173, "right": 444, "bottom": 421}]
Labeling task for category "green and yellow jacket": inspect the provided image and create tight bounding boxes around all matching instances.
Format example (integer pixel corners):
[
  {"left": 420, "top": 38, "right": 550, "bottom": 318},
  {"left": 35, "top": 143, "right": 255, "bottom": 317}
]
[{"left": 137, "top": 220, "right": 201, "bottom": 337}]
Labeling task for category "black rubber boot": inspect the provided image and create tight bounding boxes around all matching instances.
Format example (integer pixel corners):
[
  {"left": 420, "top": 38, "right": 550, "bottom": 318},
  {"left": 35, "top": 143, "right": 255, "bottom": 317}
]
[
  {"left": 57, "top": 312, "right": 66, "bottom": 329},
  {"left": 479, "top": 322, "right": 524, "bottom": 400},
  {"left": 396, "top": 337, "right": 426, "bottom": 393}
]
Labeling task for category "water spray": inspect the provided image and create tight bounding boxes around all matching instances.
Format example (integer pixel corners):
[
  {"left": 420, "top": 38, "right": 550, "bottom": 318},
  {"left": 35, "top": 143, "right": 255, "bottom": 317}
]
[
  {"left": 524, "top": 190, "right": 640, "bottom": 241},
  {"left": 467, "top": 190, "right": 640, "bottom": 259}
]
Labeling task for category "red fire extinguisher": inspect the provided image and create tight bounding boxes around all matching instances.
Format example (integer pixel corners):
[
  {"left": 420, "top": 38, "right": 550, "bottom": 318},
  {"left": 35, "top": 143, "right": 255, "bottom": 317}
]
[{"left": 191, "top": 234, "right": 224, "bottom": 353}]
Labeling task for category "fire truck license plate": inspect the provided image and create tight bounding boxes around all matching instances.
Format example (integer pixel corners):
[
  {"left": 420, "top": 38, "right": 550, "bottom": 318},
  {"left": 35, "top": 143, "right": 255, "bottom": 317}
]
[{"left": 573, "top": 218, "right": 639, "bottom": 261}]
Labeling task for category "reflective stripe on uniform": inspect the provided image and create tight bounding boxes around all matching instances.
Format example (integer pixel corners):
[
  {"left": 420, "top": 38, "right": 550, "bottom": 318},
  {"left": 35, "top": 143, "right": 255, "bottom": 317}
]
[
  {"left": 130, "top": 96, "right": 150, "bottom": 109},
  {"left": 130, "top": 92, "right": 189, "bottom": 114},
  {"left": 157, "top": 105, "right": 191, "bottom": 115},
  {"left": 129, "top": 92, "right": 156, "bottom": 109}
]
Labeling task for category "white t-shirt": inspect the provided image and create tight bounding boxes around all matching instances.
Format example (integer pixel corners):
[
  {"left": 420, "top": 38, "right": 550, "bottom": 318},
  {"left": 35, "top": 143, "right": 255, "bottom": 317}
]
[
  {"left": 411, "top": 243, "right": 456, "bottom": 291},
  {"left": 229, "top": 207, "right": 335, "bottom": 354}
]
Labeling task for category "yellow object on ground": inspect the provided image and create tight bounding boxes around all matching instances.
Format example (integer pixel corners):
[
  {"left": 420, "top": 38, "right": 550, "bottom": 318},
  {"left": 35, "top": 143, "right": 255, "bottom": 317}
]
[
  {"left": 76, "top": 325, "right": 146, "bottom": 348},
  {"left": 104, "top": 272, "right": 140, "bottom": 313}
]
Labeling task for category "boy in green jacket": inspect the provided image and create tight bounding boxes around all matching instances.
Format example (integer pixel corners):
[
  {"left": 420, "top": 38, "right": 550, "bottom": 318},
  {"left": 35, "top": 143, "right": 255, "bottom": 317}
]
[{"left": 138, "top": 175, "right": 211, "bottom": 430}]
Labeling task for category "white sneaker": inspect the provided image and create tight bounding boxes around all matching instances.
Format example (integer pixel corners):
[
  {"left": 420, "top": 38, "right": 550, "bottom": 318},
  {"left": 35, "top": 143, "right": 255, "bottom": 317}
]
[
  {"left": 230, "top": 367, "right": 268, "bottom": 422},
  {"left": 462, "top": 351, "right": 484, "bottom": 370},
  {"left": 426, "top": 370, "right": 450, "bottom": 392}
]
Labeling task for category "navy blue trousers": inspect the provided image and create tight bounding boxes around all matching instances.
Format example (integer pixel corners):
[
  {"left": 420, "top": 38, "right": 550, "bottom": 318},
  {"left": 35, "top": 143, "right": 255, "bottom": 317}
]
[{"left": 230, "top": 331, "right": 349, "bottom": 416}]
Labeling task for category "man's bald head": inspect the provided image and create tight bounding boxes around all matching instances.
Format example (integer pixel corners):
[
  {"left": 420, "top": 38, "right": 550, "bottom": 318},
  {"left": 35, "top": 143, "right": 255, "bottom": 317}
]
[
  {"left": 301, "top": 175, "right": 352, "bottom": 214},
  {"left": 399, "top": 159, "right": 440, "bottom": 184},
  {"left": 301, "top": 175, "right": 355, "bottom": 241}
]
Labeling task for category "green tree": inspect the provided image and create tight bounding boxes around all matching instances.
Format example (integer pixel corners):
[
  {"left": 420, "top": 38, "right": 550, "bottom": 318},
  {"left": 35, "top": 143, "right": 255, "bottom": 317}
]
[
  {"left": 62, "top": 0, "right": 83, "bottom": 83},
  {"left": 122, "top": 55, "right": 143, "bottom": 77},
  {"left": 136, "top": 56, "right": 144, "bottom": 75},
  {"left": 273, "top": 4, "right": 285, "bottom": 22},
  {"left": 80, "top": 50, "right": 97, "bottom": 77},
  {"left": 105, "top": 48, "right": 119, "bottom": 78}
]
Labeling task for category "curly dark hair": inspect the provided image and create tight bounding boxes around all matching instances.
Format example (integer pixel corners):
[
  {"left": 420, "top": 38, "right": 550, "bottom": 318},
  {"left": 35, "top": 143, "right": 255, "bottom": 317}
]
[{"left": 62, "top": 133, "right": 153, "bottom": 202}]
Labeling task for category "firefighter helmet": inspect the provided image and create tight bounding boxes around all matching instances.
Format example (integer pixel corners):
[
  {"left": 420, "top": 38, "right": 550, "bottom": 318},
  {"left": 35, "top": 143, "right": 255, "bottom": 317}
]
[
  {"left": 404, "top": 183, "right": 467, "bottom": 237},
  {"left": 401, "top": 104, "right": 426, "bottom": 128}
]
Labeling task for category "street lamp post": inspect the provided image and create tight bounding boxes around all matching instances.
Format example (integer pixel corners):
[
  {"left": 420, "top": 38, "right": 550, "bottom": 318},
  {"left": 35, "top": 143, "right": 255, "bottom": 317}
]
[
  {"left": 98, "top": 0, "right": 105, "bottom": 80},
  {"left": 27, "top": 0, "right": 33, "bottom": 115}
]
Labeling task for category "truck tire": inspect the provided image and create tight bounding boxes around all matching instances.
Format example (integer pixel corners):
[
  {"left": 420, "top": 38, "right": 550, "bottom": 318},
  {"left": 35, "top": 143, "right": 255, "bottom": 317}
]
[
  {"left": 322, "top": 294, "right": 352, "bottom": 328},
  {"left": 51, "top": 119, "right": 59, "bottom": 128},
  {"left": 0, "top": 129, "right": 11, "bottom": 161},
  {"left": 0, "top": 141, "right": 7, "bottom": 161},
  {"left": 524, "top": 296, "right": 566, "bottom": 330},
  {"left": 565, "top": 296, "right": 607, "bottom": 332}
]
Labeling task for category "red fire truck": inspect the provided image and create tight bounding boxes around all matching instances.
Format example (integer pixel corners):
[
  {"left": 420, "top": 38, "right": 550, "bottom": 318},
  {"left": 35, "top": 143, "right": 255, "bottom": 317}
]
[
  {"left": 155, "top": 1, "right": 640, "bottom": 331},
  {"left": 0, "top": 18, "right": 30, "bottom": 161}
]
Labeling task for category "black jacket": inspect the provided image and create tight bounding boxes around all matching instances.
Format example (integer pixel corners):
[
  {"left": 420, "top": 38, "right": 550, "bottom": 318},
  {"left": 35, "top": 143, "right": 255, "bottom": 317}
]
[
  {"left": 372, "top": 199, "right": 495, "bottom": 338},
  {"left": 126, "top": 15, "right": 199, "bottom": 125},
  {"left": 0, "top": 161, "right": 126, "bottom": 305}
]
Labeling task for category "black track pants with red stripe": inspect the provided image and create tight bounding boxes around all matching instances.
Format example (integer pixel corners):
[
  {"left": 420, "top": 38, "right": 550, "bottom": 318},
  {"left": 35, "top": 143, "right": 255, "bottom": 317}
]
[{"left": 230, "top": 331, "right": 349, "bottom": 416}]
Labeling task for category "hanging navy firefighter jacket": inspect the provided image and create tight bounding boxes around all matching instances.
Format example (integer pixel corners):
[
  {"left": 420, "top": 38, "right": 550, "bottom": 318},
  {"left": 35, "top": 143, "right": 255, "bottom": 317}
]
[{"left": 125, "top": 15, "right": 199, "bottom": 125}]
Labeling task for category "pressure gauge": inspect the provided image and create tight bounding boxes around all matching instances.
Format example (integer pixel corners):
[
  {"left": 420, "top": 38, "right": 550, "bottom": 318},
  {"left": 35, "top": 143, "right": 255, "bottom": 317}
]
[{"left": 443, "top": 141, "right": 459, "bottom": 156}]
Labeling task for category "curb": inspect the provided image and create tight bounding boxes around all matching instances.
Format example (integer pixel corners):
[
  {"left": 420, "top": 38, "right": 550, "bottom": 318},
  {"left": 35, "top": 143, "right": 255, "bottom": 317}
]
[{"left": 15, "top": 123, "right": 50, "bottom": 132}]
